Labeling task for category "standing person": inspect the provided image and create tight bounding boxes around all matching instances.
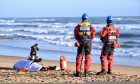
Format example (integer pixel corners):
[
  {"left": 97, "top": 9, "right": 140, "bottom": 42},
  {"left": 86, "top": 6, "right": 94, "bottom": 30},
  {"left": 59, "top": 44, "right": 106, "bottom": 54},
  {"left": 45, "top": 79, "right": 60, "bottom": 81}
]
[
  {"left": 29, "top": 43, "right": 39, "bottom": 61},
  {"left": 74, "top": 13, "right": 95, "bottom": 77},
  {"left": 97, "top": 16, "right": 120, "bottom": 75}
]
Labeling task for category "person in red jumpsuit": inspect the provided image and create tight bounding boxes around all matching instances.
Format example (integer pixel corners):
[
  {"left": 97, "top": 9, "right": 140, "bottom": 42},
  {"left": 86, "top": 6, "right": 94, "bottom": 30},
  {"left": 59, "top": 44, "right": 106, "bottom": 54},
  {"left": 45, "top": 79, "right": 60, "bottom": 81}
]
[
  {"left": 74, "top": 13, "right": 95, "bottom": 77},
  {"left": 97, "top": 16, "right": 120, "bottom": 75}
]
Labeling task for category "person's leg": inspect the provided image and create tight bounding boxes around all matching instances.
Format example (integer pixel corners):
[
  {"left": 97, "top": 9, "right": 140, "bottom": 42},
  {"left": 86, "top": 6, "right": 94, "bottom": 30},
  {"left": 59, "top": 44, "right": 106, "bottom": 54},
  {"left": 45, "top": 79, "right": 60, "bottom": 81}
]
[
  {"left": 84, "top": 41, "right": 92, "bottom": 77},
  {"left": 84, "top": 55, "right": 91, "bottom": 72},
  {"left": 101, "top": 44, "right": 110, "bottom": 71},
  {"left": 107, "top": 47, "right": 114, "bottom": 74},
  {"left": 97, "top": 44, "right": 109, "bottom": 75},
  {"left": 84, "top": 41, "right": 92, "bottom": 71},
  {"left": 101, "top": 55, "right": 107, "bottom": 72},
  {"left": 76, "top": 55, "right": 83, "bottom": 73},
  {"left": 30, "top": 51, "right": 36, "bottom": 61},
  {"left": 107, "top": 56, "right": 113, "bottom": 74},
  {"left": 75, "top": 45, "right": 83, "bottom": 77}
]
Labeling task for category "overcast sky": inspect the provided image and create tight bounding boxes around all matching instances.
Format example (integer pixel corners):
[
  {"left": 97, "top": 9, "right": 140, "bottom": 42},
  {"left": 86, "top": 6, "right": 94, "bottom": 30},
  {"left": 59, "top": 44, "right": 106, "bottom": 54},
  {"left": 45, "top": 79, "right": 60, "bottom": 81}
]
[{"left": 0, "top": 0, "right": 139, "bottom": 17}]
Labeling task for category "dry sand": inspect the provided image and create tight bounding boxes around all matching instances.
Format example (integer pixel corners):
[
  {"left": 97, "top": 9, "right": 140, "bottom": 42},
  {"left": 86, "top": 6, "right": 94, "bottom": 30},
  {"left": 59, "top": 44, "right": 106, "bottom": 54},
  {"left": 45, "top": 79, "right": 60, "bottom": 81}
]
[{"left": 0, "top": 55, "right": 140, "bottom": 83}]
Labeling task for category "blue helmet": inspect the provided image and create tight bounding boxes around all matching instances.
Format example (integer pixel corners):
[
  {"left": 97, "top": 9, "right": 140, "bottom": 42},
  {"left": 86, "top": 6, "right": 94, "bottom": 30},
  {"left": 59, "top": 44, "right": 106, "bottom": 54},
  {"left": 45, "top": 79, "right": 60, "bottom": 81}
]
[
  {"left": 106, "top": 16, "right": 112, "bottom": 21},
  {"left": 82, "top": 13, "right": 88, "bottom": 19}
]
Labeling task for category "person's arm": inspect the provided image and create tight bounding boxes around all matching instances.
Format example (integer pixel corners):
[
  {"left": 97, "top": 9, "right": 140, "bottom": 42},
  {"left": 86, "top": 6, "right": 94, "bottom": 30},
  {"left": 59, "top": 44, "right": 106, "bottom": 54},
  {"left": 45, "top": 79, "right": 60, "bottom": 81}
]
[
  {"left": 100, "top": 27, "right": 108, "bottom": 37},
  {"left": 116, "top": 28, "right": 120, "bottom": 38},
  {"left": 90, "top": 25, "right": 95, "bottom": 40},
  {"left": 74, "top": 25, "right": 80, "bottom": 41},
  {"left": 36, "top": 47, "right": 39, "bottom": 51},
  {"left": 40, "top": 67, "right": 48, "bottom": 71},
  {"left": 100, "top": 27, "right": 108, "bottom": 43},
  {"left": 113, "top": 28, "right": 120, "bottom": 48}
]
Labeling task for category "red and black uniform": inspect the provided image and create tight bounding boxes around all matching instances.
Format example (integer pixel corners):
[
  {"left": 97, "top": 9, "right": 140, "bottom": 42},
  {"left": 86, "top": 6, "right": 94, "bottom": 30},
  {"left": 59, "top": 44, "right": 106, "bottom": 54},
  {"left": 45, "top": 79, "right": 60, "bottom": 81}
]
[
  {"left": 100, "top": 24, "right": 119, "bottom": 71},
  {"left": 74, "top": 21, "right": 95, "bottom": 73}
]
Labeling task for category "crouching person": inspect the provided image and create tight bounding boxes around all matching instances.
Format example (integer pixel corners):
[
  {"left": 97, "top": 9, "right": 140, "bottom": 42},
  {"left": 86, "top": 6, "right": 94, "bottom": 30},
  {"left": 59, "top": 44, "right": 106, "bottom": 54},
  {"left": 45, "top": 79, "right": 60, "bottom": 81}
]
[{"left": 29, "top": 43, "right": 39, "bottom": 61}]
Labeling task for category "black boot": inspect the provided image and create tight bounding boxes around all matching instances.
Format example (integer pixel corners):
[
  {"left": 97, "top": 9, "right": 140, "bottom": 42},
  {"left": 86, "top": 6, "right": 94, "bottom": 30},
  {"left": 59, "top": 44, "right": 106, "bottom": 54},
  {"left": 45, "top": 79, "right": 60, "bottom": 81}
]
[
  {"left": 74, "top": 72, "right": 80, "bottom": 77},
  {"left": 84, "top": 72, "right": 87, "bottom": 77},
  {"left": 84, "top": 72, "right": 90, "bottom": 77},
  {"left": 96, "top": 70, "right": 106, "bottom": 75},
  {"left": 107, "top": 70, "right": 113, "bottom": 74}
]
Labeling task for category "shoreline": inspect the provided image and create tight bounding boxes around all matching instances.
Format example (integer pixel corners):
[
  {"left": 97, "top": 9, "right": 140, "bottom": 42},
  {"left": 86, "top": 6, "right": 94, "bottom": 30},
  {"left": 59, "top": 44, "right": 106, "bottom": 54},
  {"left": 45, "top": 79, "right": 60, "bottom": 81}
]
[
  {"left": 0, "top": 44, "right": 140, "bottom": 67},
  {"left": 0, "top": 43, "right": 140, "bottom": 67}
]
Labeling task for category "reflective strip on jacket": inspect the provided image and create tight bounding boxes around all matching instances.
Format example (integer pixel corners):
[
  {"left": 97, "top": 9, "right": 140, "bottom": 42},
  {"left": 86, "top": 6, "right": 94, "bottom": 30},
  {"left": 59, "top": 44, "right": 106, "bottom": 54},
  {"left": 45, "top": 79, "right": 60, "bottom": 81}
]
[{"left": 74, "top": 21, "right": 95, "bottom": 42}]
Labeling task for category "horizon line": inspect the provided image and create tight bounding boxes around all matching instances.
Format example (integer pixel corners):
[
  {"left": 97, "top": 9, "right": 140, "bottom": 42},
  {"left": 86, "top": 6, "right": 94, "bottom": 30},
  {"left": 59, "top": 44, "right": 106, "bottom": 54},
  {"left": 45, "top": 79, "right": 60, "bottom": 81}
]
[{"left": 0, "top": 16, "right": 140, "bottom": 18}]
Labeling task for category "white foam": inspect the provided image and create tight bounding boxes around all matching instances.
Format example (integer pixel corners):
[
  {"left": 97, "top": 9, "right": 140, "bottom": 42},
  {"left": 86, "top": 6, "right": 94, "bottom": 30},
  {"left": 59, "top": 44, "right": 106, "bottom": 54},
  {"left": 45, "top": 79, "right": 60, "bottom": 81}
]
[
  {"left": 93, "top": 38, "right": 100, "bottom": 42},
  {"left": 33, "top": 18, "right": 56, "bottom": 22},
  {"left": 118, "top": 24, "right": 140, "bottom": 30},
  {"left": 115, "top": 48, "right": 140, "bottom": 57},
  {"left": 0, "top": 19, "right": 15, "bottom": 23},
  {"left": 94, "top": 24, "right": 140, "bottom": 30},
  {"left": 112, "top": 18, "right": 123, "bottom": 21},
  {"left": 0, "top": 22, "right": 24, "bottom": 25}
]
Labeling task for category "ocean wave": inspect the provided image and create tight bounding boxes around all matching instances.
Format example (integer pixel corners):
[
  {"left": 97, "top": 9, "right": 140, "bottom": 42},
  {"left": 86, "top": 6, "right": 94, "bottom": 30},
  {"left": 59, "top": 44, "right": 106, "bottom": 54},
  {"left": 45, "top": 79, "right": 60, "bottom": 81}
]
[
  {"left": 0, "top": 23, "right": 77, "bottom": 35},
  {"left": 121, "top": 33, "right": 140, "bottom": 38},
  {"left": 0, "top": 22, "right": 77, "bottom": 28},
  {"left": 94, "top": 24, "right": 140, "bottom": 30},
  {"left": 1, "top": 39, "right": 140, "bottom": 58},
  {"left": 33, "top": 18, "right": 56, "bottom": 22},
  {"left": 0, "top": 19, "right": 15, "bottom": 23},
  {"left": 0, "top": 33, "right": 101, "bottom": 47},
  {"left": 123, "top": 18, "right": 140, "bottom": 21},
  {"left": 115, "top": 48, "right": 140, "bottom": 57},
  {"left": 122, "top": 41, "right": 140, "bottom": 44},
  {"left": 112, "top": 17, "right": 140, "bottom": 21},
  {"left": 118, "top": 24, "right": 140, "bottom": 30},
  {"left": 112, "top": 18, "right": 123, "bottom": 21},
  {"left": 1, "top": 21, "right": 140, "bottom": 31},
  {"left": 0, "top": 23, "right": 39, "bottom": 28},
  {"left": 0, "top": 18, "right": 56, "bottom": 23},
  {"left": 121, "top": 44, "right": 136, "bottom": 48}
]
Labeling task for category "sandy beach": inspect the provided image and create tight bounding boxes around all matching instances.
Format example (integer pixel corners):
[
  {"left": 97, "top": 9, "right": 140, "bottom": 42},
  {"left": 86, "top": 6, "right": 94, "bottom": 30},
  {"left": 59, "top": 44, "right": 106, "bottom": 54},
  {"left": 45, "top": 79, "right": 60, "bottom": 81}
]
[{"left": 0, "top": 55, "right": 140, "bottom": 83}]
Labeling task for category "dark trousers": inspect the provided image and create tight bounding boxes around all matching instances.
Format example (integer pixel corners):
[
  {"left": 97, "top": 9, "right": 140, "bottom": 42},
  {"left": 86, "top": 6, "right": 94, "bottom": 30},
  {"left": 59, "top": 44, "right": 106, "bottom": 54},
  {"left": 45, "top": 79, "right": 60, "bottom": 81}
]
[
  {"left": 77, "top": 41, "right": 92, "bottom": 56},
  {"left": 100, "top": 43, "right": 114, "bottom": 71},
  {"left": 76, "top": 41, "right": 92, "bottom": 72},
  {"left": 102, "top": 43, "right": 114, "bottom": 56}
]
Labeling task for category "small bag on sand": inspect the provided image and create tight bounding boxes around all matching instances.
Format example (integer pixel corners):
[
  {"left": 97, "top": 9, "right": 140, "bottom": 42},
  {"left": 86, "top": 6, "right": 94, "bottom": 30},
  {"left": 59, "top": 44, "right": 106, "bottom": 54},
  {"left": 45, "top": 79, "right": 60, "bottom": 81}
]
[{"left": 47, "top": 66, "right": 57, "bottom": 70}]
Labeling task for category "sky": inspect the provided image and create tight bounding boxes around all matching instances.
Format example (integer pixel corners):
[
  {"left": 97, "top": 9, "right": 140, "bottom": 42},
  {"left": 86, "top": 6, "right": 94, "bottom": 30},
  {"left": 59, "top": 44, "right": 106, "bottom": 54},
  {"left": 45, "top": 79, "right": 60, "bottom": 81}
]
[{"left": 0, "top": 0, "right": 140, "bottom": 17}]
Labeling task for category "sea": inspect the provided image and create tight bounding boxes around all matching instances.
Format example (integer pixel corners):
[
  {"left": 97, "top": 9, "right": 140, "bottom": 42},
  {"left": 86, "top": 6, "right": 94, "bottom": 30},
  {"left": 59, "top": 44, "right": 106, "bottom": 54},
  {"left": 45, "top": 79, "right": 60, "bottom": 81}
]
[{"left": 0, "top": 16, "right": 140, "bottom": 67}]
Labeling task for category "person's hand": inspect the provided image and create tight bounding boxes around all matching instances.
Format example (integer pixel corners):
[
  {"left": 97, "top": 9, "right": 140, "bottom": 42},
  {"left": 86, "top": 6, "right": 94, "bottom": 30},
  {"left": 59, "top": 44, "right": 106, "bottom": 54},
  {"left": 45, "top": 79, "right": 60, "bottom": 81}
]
[
  {"left": 74, "top": 42, "right": 80, "bottom": 47},
  {"left": 113, "top": 43, "right": 120, "bottom": 48}
]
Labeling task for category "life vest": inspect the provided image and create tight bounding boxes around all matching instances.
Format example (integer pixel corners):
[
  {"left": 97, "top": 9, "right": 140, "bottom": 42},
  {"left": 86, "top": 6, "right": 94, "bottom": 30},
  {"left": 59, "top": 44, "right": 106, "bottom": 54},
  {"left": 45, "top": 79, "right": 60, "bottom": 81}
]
[
  {"left": 78, "top": 21, "right": 91, "bottom": 41},
  {"left": 107, "top": 27, "right": 117, "bottom": 43}
]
